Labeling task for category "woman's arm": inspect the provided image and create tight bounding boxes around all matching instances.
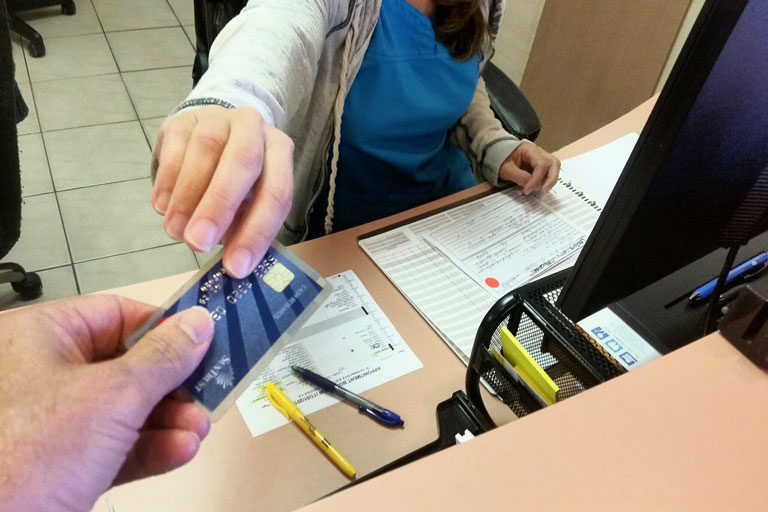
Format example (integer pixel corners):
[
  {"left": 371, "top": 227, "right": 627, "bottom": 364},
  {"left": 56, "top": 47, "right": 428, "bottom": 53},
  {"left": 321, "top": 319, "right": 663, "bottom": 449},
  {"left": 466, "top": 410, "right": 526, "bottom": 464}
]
[
  {"left": 183, "top": 0, "right": 332, "bottom": 128},
  {"left": 151, "top": 0, "right": 336, "bottom": 279},
  {"left": 452, "top": 76, "right": 560, "bottom": 193},
  {"left": 452, "top": 76, "right": 520, "bottom": 185}
]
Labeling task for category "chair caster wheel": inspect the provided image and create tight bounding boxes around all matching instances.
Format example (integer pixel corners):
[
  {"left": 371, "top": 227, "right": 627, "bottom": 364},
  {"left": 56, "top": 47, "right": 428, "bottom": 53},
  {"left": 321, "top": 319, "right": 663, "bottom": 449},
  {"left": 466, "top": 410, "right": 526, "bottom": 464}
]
[
  {"left": 11, "top": 272, "right": 43, "bottom": 300},
  {"left": 62, "top": 1, "right": 76, "bottom": 15},
  {"left": 27, "top": 41, "right": 45, "bottom": 58}
]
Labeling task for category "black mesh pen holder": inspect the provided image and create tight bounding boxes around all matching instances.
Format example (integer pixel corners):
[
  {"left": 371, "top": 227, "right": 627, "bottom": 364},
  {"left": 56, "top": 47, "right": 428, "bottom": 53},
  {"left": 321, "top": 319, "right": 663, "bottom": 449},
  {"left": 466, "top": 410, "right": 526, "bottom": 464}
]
[{"left": 465, "top": 270, "right": 625, "bottom": 425}]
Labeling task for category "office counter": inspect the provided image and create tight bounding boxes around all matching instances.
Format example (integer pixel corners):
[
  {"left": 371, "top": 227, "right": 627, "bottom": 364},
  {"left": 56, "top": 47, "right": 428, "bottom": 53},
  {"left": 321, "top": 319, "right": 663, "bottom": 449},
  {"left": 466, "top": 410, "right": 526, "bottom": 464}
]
[
  {"left": 96, "top": 97, "right": 669, "bottom": 511},
  {"left": 301, "top": 330, "right": 768, "bottom": 511},
  {"left": 96, "top": 187, "right": 520, "bottom": 512}
]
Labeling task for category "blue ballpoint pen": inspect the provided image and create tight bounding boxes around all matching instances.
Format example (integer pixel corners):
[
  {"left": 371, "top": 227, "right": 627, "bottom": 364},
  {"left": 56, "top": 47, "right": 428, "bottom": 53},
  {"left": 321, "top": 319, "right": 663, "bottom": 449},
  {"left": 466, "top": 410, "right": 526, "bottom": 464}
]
[
  {"left": 291, "top": 365, "right": 404, "bottom": 426},
  {"left": 689, "top": 251, "right": 768, "bottom": 302}
]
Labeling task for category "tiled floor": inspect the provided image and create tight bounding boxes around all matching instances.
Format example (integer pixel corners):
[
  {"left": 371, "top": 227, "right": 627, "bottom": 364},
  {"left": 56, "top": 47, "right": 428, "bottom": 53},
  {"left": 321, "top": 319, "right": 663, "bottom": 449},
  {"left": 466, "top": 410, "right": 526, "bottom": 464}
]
[{"left": 1, "top": 0, "right": 209, "bottom": 310}]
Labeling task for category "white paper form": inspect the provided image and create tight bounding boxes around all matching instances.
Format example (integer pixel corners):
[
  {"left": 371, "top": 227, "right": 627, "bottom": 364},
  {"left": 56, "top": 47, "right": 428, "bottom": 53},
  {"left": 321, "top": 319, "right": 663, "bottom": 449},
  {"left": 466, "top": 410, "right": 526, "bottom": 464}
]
[
  {"left": 359, "top": 136, "right": 638, "bottom": 365},
  {"left": 540, "top": 132, "right": 640, "bottom": 276},
  {"left": 559, "top": 132, "right": 640, "bottom": 205},
  {"left": 360, "top": 201, "right": 502, "bottom": 364},
  {"left": 425, "top": 180, "right": 599, "bottom": 298},
  {"left": 235, "top": 270, "right": 422, "bottom": 437}
]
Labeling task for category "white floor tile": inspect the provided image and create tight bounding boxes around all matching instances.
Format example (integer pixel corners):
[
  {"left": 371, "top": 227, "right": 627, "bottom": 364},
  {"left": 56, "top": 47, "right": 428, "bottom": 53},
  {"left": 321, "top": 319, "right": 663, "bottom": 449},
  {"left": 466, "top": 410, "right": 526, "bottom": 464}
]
[
  {"left": 182, "top": 24, "right": 196, "bottom": 47},
  {"left": 33, "top": 74, "right": 136, "bottom": 131},
  {"left": 76, "top": 243, "right": 198, "bottom": 293},
  {"left": 122, "top": 66, "right": 192, "bottom": 119},
  {"left": 168, "top": 0, "right": 195, "bottom": 26},
  {"left": 107, "top": 27, "right": 194, "bottom": 72},
  {"left": 44, "top": 121, "right": 151, "bottom": 190},
  {"left": 27, "top": 33, "right": 117, "bottom": 82},
  {"left": 19, "top": 0, "right": 103, "bottom": 39},
  {"left": 92, "top": 0, "right": 177, "bottom": 32},
  {"left": 58, "top": 178, "right": 172, "bottom": 262},
  {"left": 2, "top": 193, "right": 71, "bottom": 271},
  {"left": 18, "top": 133, "right": 53, "bottom": 197}
]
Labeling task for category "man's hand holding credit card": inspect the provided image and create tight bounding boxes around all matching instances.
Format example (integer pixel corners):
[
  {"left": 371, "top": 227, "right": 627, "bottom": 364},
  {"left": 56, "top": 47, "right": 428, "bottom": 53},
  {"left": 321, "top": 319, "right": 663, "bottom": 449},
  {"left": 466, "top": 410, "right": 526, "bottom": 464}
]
[{"left": 126, "top": 242, "right": 330, "bottom": 421}]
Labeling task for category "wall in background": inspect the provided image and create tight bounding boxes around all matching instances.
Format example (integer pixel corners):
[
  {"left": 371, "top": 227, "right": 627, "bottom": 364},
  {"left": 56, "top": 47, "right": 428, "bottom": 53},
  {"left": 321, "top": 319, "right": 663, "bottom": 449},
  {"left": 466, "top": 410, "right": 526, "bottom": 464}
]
[
  {"left": 655, "top": 0, "right": 705, "bottom": 94},
  {"left": 493, "top": 0, "right": 707, "bottom": 151},
  {"left": 492, "top": 0, "right": 545, "bottom": 84},
  {"left": 518, "top": 0, "right": 692, "bottom": 152}
]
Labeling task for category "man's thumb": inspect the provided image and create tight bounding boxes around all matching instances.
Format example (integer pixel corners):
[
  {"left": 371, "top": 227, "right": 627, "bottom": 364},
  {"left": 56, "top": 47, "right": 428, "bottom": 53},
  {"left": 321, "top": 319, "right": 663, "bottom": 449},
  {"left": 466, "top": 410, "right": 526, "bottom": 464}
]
[{"left": 121, "top": 306, "right": 214, "bottom": 406}]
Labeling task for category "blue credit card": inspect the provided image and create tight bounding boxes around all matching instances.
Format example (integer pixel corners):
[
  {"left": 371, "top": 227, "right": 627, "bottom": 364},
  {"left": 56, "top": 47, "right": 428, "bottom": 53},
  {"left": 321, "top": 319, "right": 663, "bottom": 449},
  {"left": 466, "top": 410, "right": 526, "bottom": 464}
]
[{"left": 126, "top": 243, "right": 329, "bottom": 420}]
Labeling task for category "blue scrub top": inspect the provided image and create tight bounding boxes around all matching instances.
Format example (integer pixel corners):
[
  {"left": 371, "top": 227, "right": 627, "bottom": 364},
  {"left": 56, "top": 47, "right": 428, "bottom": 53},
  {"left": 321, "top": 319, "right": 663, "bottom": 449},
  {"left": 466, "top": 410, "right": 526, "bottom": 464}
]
[{"left": 310, "top": 0, "right": 481, "bottom": 235}]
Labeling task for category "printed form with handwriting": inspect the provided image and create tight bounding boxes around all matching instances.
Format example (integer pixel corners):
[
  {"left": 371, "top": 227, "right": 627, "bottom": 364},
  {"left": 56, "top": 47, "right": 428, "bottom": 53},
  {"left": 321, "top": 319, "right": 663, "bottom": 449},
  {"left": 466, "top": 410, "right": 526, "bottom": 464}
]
[{"left": 359, "top": 138, "right": 635, "bottom": 366}]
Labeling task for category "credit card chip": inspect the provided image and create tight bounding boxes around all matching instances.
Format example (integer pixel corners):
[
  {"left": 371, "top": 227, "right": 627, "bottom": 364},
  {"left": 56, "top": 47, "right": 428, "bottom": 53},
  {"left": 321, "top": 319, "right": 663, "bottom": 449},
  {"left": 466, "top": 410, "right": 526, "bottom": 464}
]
[{"left": 263, "top": 262, "right": 295, "bottom": 292}]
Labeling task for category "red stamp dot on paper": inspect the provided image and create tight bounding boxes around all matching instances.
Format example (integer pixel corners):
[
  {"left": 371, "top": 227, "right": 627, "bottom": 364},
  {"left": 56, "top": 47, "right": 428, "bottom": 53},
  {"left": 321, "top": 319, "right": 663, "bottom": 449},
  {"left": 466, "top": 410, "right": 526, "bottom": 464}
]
[{"left": 485, "top": 277, "right": 500, "bottom": 288}]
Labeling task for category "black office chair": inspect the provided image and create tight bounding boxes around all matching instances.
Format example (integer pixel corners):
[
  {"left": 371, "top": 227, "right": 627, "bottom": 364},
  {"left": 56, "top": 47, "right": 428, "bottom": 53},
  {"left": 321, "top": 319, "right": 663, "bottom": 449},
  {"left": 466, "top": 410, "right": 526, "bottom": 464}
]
[
  {"left": 1, "top": 0, "right": 43, "bottom": 300},
  {"left": 482, "top": 60, "right": 541, "bottom": 142},
  {"left": 192, "top": 0, "right": 239, "bottom": 87},
  {"left": 191, "top": 0, "right": 541, "bottom": 142},
  {"left": 8, "top": 0, "right": 76, "bottom": 58}
]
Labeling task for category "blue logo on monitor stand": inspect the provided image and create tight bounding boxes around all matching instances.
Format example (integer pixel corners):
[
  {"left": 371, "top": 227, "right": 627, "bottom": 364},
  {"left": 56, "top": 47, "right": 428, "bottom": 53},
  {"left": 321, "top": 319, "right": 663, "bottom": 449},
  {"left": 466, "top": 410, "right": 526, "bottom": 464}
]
[
  {"left": 619, "top": 352, "right": 638, "bottom": 366},
  {"left": 591, "top": 326, "right": 610, "bottom": 340}
]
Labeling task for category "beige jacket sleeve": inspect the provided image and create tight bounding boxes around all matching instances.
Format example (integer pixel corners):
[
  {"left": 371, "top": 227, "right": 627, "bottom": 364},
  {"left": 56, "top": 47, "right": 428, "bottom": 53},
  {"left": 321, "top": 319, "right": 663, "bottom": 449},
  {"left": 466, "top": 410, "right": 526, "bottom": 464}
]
[
  {"left": 176, "top": 0, "right": 331, "bottom": 128},
  {"left": 450, "top": 76, "right": 527, "bottom": 187}
]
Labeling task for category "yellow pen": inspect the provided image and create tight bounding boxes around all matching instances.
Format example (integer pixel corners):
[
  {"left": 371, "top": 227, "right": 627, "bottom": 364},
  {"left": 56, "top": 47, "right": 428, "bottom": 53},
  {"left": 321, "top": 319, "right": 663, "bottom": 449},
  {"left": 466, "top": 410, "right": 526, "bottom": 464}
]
[{"left": 266, "top": 381, "right": 356, "bottom": 478}]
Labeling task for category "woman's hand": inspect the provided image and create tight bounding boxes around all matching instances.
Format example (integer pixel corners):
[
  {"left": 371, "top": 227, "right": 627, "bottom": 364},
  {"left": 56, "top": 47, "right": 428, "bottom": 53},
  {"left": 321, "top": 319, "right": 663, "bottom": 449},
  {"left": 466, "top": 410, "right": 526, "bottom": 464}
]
[
  {"left": 152, "top": 105, "right": 295, "bottom": 278},
  {"left": 499, "top": 142, "right": 561, "bottom": 195}
]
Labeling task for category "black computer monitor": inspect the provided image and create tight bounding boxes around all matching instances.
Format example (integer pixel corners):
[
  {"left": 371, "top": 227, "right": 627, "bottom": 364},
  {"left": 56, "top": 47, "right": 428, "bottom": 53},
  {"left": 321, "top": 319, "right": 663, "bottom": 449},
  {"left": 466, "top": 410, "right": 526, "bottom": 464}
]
[{"left": 557, "top": 0, "right": 768, "bottom": 324}]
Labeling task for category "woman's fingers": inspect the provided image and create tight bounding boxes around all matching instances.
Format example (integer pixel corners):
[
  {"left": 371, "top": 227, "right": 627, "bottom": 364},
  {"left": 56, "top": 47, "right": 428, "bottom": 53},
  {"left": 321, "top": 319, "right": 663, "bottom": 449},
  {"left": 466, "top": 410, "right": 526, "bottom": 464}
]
[
  {"left": 165, "top": 114, "right": 231, "bottom": 241},
  {"left": 501, "top": 142, "right": 561, "bottom": 194},
  {"left": 152, "top": 113, "right": 197, "bottom": 215},
  {"left": 222, "top": 126, "right": 294, "bottom": 278},
  {"left": 151, "top": 106, "right": 296, "bottom": 278},
  {"left": 183, "top": 108, "right": 266, "bottom": 254}
]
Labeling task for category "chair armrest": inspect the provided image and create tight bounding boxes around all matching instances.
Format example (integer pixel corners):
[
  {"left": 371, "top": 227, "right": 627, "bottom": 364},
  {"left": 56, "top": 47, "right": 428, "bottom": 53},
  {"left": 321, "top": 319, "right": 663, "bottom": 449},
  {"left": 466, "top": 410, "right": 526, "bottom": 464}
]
[{"left": 482, "top": 61, "right": 541, "bottom": 142}]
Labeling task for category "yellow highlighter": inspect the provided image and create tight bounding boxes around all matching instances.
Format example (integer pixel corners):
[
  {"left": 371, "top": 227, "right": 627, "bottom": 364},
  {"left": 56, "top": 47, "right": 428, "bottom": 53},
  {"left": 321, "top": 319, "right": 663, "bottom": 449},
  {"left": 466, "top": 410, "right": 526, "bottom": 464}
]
[
  {"left": 499, "top": 327, "right": 559, "bottom": 405},
  {"left": 266, "top": 382, "right": 356, "bottom": 478}
]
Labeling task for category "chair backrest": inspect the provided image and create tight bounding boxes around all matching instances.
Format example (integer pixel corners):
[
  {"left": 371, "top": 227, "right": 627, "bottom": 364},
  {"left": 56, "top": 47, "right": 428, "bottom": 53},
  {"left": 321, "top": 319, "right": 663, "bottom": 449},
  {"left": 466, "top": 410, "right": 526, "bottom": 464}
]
[
  {"left": 0, "top": 0, "right": 23, "bottom": 259},
  {"left": 192, "top": 0, "right": 247, "bottom": 85}
]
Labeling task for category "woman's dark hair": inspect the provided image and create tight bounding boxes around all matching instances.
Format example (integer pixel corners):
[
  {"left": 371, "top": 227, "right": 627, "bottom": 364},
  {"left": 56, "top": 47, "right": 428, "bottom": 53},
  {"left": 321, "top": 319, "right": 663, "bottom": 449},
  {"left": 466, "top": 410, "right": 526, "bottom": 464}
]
[{"left": 433, "top": 0, "right": 489, "bottom": 61}]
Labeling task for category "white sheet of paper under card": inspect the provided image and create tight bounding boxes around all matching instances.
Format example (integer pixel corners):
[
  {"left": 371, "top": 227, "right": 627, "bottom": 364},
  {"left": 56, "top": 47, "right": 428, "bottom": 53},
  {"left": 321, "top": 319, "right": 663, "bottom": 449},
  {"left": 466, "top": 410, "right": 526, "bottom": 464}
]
[
  {"left": 359, "top": 204, "right": 499, "bottom": 364},
  {"left": 235, "top": 270, "right": 422, "bottom": 437}
]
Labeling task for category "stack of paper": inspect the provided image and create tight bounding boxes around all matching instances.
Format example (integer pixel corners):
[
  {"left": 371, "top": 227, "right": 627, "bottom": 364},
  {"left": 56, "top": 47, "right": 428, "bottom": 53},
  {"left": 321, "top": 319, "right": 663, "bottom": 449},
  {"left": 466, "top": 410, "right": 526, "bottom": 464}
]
[{"left": 359, "top": 135, "right": 639, "bottom": 365}]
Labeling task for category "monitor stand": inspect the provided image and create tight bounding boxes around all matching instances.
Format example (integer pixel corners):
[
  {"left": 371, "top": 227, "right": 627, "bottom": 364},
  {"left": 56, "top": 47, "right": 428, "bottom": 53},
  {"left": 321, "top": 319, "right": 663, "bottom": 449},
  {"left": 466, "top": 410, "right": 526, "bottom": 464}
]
[{"left": 607, "top": 231, "right": 768, "bottom": 355}]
